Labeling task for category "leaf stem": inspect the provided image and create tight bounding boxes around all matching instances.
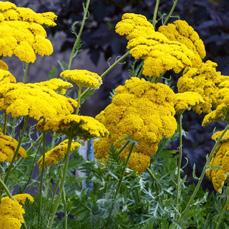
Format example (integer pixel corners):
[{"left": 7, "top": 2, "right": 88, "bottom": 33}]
[
  {"left": 0, "top": 177, "right": 12, "bottom": 198},
  {"left": 163, "top": 0, "right": 179, "bottom": 25},
  {"left": 38, "top": 133, "right": 46, "bottom": 229},
  {"left": 47, "top": 137, "right": 73, "bottom": 229},
  {"left": 23, "top": 63, "right": 30, "bottom": 83},
  {"left": 153, "top": 0, "right": 160, "bottom": 26},
  {"left": 176, "top": 113, "right": 183, "bottom": 211},
  {"left": 4, "top": 117, "right": 28, "bottom": 184},
  {"left": 67, "top": 0, "right": 90, "bottom": 69}
]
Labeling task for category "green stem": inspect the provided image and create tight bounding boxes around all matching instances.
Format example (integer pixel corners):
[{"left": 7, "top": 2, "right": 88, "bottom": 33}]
[
  {"left": 179, "top": 125, "right": 229, "bottom": 221},
  {"left": 0, "top": 177, "right": 12, "bottom": 198},
  {"left": 163, "top": 0, "right": 179, "bottom": 25},
  {"left": 21, "top": 135, "right": 43, "bottom": 192},
  {"left": 38, "top": 133, "right": 46, "bottom": 229},
  {"left": 23, "top": 63, "right": 30, "bottom": 83},
  {"left": 176, "top": 113, "right": 183, "bottom": 211},
  {"left": 3, "top": 112, "right": 8, "bottom": 134},
  {"left": 101, "top": 51, "right": 129, "bottom": 79},
  {"left": 105, "top": 143, "right": 135, "bottom": 227},
  {"left": 76, "top": 86, "right": 82, "bottom": 114},
  {"left": 47, "top": 137, "right": 73, "bottom": 229},
  {"left": 4, "top": 117, "right": 28, "bottom": 184},
  {"left": 153, "top": 0, "right": 160, "bottom": 26},
  {"left": 67, "top": 0, "right": 90, "bottom": 69},
  {"left": 62, "top": 188, "right": 68, "bottom": 229}
]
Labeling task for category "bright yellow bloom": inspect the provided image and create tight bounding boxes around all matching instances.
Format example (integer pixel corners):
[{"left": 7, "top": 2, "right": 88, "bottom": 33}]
[
  {"left": 60, "top": 69, "right": 102, "bottom": 89},
  {"left": 174, "top": 92, "right": 204, "bottom": 113},
  {"left": 0, "top": 69, "right": 16, "bottom": 84},
  {"left": 13, "top": 194, "right": 34, "bottom": 205},
  {"left": 115, "top": 13, "right": 154, "bottom": 40},
  {"left": 34, "top": 78, "right": 73, "bottom": 95},
  {"left": 37, "top": 139, "right": 80, "bottom": 168},
  {"left": 206, "top": 130, "right": 229, "bottom": 193},
  {"left": 212, "top": 130, "right": 229, "bottom": 142},
  {"left": 0, "top": 83, "right": 78, "bottom": 121},
  {"left": 177, "top": 61, "right": 223, "bottom": 114},
  {"left": 0, "top": 60, "right": 8, "bottom": 70},
  {"left": 0, "top": 197, "right": 25, "bottom": 229},
  {"left": 116, "top": 13, "right": 202, "bottom": 78},
  {"left": 159, "top": 20, "right": 206, "bottom": 59},
  {"left": 0, "top": 133, "right": 26, "bottom": 162},
  {"left": 95, "top": 77, "right": 177, "bottom": 173},
  {"left": 0, "top": 2, "right": 57, "bottom": 63},
  {"left": 37, "top": 114, "right": 109, "bottom": 139}
]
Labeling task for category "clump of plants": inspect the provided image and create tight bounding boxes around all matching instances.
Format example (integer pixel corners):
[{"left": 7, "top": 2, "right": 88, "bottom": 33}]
[{"left": 0, "top": 1, "right": 228, "bottom": 228}]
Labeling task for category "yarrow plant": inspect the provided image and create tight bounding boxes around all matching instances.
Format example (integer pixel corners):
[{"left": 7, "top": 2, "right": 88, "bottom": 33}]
[{"left": 0, "top": 0, "right": 228, "bottom": 228}]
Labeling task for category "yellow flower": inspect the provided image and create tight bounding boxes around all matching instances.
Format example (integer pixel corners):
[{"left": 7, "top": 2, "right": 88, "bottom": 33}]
[
  {"left": 120, "top": 151, "right": 150, "bottom": 174},
  {"left": 177, "top": 60, "right": 223, "bottom": 114},
  {"left": 37, "top": 139, "right": 80, "bottom": 168},
  {"left": 0, "top": 83, "right": 78, "bottom": 121},
  {"left": 159, "top": 20, "right": 206, "bottom": 59},
  {"left": 0, "top": 196, "right": 25, "bottom": 229},
  {"left": 0, "top": 133, "right": 26, "bottom": 163},
  {"left": 116, "top": 13, "right": 202, "bottom": 78},
  {"left": 13, "top": 194, "right": 34, "bottom": 205},
  {"left": 0, "top": 69, "right": 16, "bottom": 84},
  {"left": 0, "top": 2, "right": 57, "bottom": 63},
  {"left": 0, "top": 60, "right": 8, "bottom": 70},
  {"left": 95, "top": 77, "right": 177, "bottom": 173},
  {"left": 34, "top": 78, "right": 73, "bottom": 95},
  {"left": 115, "top": 13, "right": 154, "bottom": 40},
  {"left": 37, "top": 114, "right": 109, "bottom": 139},
  {"left": 206, "top": 131, "right": 229, "bottom": 193},
  {"left": 174, "top": 92, "right": 204, "bottom": 113},
  {"left": 60, "top": 69, "right": 102, "bottom": 89}
]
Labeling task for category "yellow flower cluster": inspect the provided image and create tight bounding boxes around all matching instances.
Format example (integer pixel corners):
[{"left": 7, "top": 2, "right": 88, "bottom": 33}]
[
  {"left": 60, "top": 69, "right": 102, "bottom": 89},
  {"left": 0, "top": 82, "right": 77, "bottom": 121},
  {"left": 174, "top": 92, "right": 204, "bottom": 113},
  {"left": 95, "top": 77, "right": 177, "bottom": 173},
  {"left": 203, "top": 79, "right": 229, "bottom": 125},
  {"left": 37, "top": 114, "right": 109, "bottom": 139},
  {"left": 37, "top": 139, "right": 80, "bottom": 168},
  {"left": 0, "top": 1, "right": 57, "bottom": 63},
  {"left": 33, "top": 78, "right": 73, "bottom": 95},
  {"left": 158, "top": 20, "right": 206, "bottom": 59},
  {"left": 0, "top": 132, "right": 26, "bottom": 162},
  {"left": 115, "top": 13, "right": 202, "bottom": 78},
  {"left": 13, "top": 193, "right": 34, "bottom": 205},
  {"left": 0, "top": 60, "right": 8, "bottom": 70},
  {"left": 0, "top": 194, "right": 33, "bottom": 229},
  {"left": 0, "top": 68, "right": 16, "bottom": 84},
  {"left": 177, "top": 61, "right": 225, "bottom": 114},
  {"left": 206, "top": 130, "right": 229, "bottom": 193}
]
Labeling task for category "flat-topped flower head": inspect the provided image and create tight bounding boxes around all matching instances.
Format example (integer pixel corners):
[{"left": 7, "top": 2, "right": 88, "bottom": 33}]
[
  {"left": 0, "top": 83, "right": 78, "bottom": 121},
  {"left": 115, "top": 13, "right": 155, "bottom": 40},
  {"left": 0, "top": 60, "right": 8, "bottom": 70},
  {"left": 0, "top": 1, "right": 57, "bottom": 63},
  {"left": 0, "top": 69, "right": 16, "bottom": 84},
  {"left": 95, "top": 77, "right": 178, "bottom": 173},
  {"left": 0, "top": 133, "right": 26, "bottom": 162},
  {"left": 37, "top": 114, "right": 109, "bottom": 139},
  {"left": 159, "top": 20, "right": 206, "bottom": 59},
  {"left": 60, "top": 69, "right": 102, "bottom": 89},
  {"left": 37, "top": 139, "right": 80, "bottom": 168},
  {"left": 178, "top": 60, "right": 223, "bottom": 114},
  {"left": 174, "top": 92, "right": 204, "bottom": 113},
  {"left": 206, "top": 130, "right": 229, "bottom": 193},
  {"left": 115, "top": 13, "right": 202, "bottom": 78},
  {"left": 33, "top": 78, "right": 73, "bottom": 95},
  {"left": 0, "top": 196, "right": 25, "bottom": 229},
  {"left": 13, "top": 194, "right": 34, "bottom": 205}
]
